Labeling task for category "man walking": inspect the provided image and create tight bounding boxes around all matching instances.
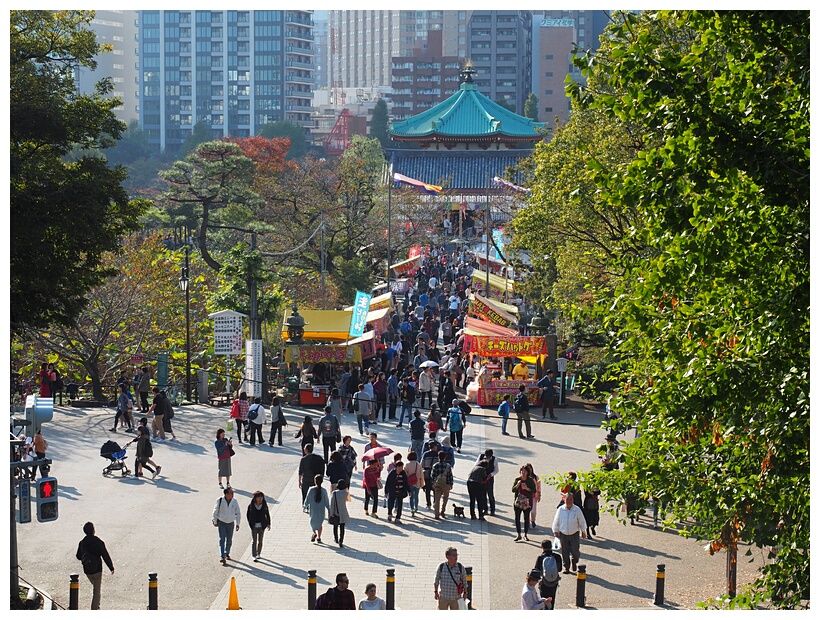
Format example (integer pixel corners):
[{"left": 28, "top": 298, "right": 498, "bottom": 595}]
[
  {"left": 537, "top": 370, "right": 558, "bottom": 420},
  {"left": 433, "top": 547, "right": 468, "bottom": 610},
  {"left": 212, "top": 487, "right": 241, "bottom": 564},
  {"left": 75, "top": 522, "right": 114, "bottom": 610},
  {"left": 298, "top": 443, "right": 326, "bottom": 504},
  {"left": 514, "top": 385, "right": 534, "bottom": 439},
  {"left": 551, "top": 491, "right": 587, "bottom": 574},
  {"left": 353, "top": 383, "right": 371, "bottom": 436},
  {"left": 397, "top": 377, "right": 416, "bottom": 427},
  {"left": 137, "top": 366, "right": 151, "bottom": 412},
  {"left": 533, "top": 539, "right": 563, "bottom": 609},
  {"left": 387, "top": 368, "right": 400, "bottom": 420},
  {"left": 318, "top": 405, "right": 341, "bottom": 463},
  {"left": 431, "top": 451, "right": 454, "bottom": 519},
  {"left": 147, "top": 387, "right": 167, "bottom": 442},
  {"left": 409, "top": 409, "right": 426, "bottom": 457}
]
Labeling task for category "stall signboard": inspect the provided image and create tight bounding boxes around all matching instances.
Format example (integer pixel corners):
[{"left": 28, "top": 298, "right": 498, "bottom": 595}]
[
  {"left": 370, "top": 292, "right": 393, "bottom": 311},
  {"left": 349, "top": 290, "right": 372, "bottom": 338},
  {"left": 465, "top": 335, "right": 547, "bottom": 357},
  {"left": 245, "top": 339, "right": 263, "bottom": 398},
  {"left": 470, "top": 293, "right": 515, "bottom": 328},
  {"left": 390, "top": 255, "right": 421, "bottom": 276},
  {"left": 389, "top": 278, "right": 410, "bottom": 294},
  {"left": 479, "top": 385, "right": 541, "bottom": 407},
  {"left": 284, "top": 345, "right": 362, "bottom": 364}
]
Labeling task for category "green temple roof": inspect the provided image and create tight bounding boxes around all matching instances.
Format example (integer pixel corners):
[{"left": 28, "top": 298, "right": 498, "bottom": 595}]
[{"left": 390, "top": 67, "right": 545, "bottom": 143}]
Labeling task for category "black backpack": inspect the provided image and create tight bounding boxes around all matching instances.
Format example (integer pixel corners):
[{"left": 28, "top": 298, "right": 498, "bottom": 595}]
[
  {"left": 315, "top": 588, "right": 335, "bottom": 610},
  {"left": 513, "top": 393, "right": 527, "bottom": 413}
]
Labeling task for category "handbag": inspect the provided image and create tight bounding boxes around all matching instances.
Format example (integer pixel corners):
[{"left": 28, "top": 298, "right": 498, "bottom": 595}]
[
  {"left": 514, "top": 492, "right": 530, "bottom": 511},
  {"left": 227, "top": 442, "right": 236, "bottom": 457},
  {"left": 226, "top": 419, "right": 235, "bottom": 433},
  {"left": 328, "top": 493, "right": 340, "bottom": 525}
]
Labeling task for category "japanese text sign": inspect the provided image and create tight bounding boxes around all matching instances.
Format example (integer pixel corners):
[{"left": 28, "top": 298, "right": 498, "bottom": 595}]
[{"left": 349, "top": 290, "right": 372, "bottom": 338}]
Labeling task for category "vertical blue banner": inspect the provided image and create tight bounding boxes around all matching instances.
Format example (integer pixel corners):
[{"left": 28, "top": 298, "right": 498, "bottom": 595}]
[{"left": 349, "top": 290, "right": 372, "bottom": 338}]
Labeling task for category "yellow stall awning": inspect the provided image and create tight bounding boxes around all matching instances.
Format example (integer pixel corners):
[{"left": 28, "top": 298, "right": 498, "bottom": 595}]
[
  {"left": 281, "top": 308, "right": 353, "bottom": 342},
  {"left": 471, "top": 269, "right": 515, "bottom": 293}
]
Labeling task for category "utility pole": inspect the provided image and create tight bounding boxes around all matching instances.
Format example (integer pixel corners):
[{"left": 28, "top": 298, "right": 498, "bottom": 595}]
[
  {"left": 387, "top": 166, "right": 392, "bottom": 293},
  {"left": 320, "top": 211, "right": 326, "bottom": 298},
  {"left": 184, "top": 241, "right": 191, "bottom": 401},
  {"left": 485, "top": 190, "right": 491, "bottom": 297},
  {"left": 249, "top": 232, "right": 259, "bottom": 340}
]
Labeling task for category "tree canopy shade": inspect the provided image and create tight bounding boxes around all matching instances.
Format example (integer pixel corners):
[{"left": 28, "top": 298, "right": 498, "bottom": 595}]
[
  {"left": 10, "top": 10, "right": 145, "bottom": 329},
  {"left": 554, "top": 11, "right": 809, "bottom": 608},
  {"left": 523, "top": 93, "right": 539, "bottom": 122},
  {"left": 258, "top": 121, "right": 307, "bottom": 159}
]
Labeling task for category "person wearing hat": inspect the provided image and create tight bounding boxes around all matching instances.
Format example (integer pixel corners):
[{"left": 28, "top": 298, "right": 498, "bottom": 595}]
[
  {"left": 601, "top": 433, "right": 620, "bottom": 471},
  {"left": 537, "top": 369, "right": 558, "bottom": 420},
  {"left": 521, "top": 570, "right": 551, "bottom": 610}
]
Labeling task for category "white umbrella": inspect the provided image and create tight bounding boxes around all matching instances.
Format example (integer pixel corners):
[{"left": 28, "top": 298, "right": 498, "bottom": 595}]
[{"left": 419, "top": 360, "right": 440, "bottom": 368}]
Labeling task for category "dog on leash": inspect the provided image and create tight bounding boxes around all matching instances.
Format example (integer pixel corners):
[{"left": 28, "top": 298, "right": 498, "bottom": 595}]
[{"left": 452, "top": 504, "right": 465, "bottom": 518}]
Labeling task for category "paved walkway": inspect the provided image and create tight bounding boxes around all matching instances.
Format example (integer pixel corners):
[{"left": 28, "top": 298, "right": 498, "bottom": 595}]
[{"left": 209, "top": 417, "right": 491, "bottom": 610}]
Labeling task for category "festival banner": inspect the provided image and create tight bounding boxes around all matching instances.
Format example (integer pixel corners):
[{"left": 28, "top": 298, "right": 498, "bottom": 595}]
[
  {"left": 464, "top": 335, "right": 547, "bottom": 357},
  {"left": 284, "top": 345, "right": 362, "bottom": 364},
  {"left": 349, "top": 290, "right": 372, "bottom": 338},
  {"left": 470, "top": 293, "right": 516, "bottom": 328}
]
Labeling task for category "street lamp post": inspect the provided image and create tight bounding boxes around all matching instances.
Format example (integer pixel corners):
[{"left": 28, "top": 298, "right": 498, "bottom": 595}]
[{"left": 179, "top": 242, "right": 191, "bottom": 402}]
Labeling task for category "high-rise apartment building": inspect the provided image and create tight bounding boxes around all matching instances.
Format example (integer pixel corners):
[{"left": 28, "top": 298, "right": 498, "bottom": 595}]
[
  {"left": 390, "top": 31, "right": 463, "bottom": 121},
  {"left": 531, "top": 10, "right": 609, "bottom": 132},
  {"left": 139, "top": 10, "right": 314, "bottom": 154},
  {"left": 466, "top": 11, "right": 532, "bottom": 116},
  {"left": 327, "top": 10, "right": 470, "bottom": 95},
  {"left": 75, "top": 10, "right": 140, "bottom": 124}
]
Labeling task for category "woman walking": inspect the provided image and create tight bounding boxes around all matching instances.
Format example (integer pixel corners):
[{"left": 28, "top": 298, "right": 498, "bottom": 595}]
[
  {"left": 231, "top": 392, "right": 250, "bottom": 443},
  {"left": 215, "top": 428, "right": 233, "bottom": 489},
  {"left": 329, "top": 478, "right": 351, "bottom": 548},
  {"left": 246, "top": 491, "right": 271, "bottom": 561},
  {"left": 512, "top": 465, "right": 537, "bottom": 541},
  {"left": 268, "top": 397, "right": 288, "bottom": 447},
  {"left": 326, "top": 451, "right": 347, "bottom": 491},
  {"left": 385, "top": 460, "right": 408, "bottom": 524},
  {"left": 338, "top": 435, "right": 358, "bottom": 486},
  {"left": 327, "top": 388, "right": 343, "bottom": 422},
  {"left": 295, "top": 415, "right": 318, "bottom": 451},
  {"left": 583, "top": 489, "right": 601, "bottom": 538},
  {"left": 358, "top": 583, "right": 387, "bottom": 610},
  {"left": 404, "top": 450, "right": 425, "bottom": 517},
  {"left": 526, "top": 463, "right": 542, "bottom": 529},
  {"left": 362, "top": 459, "right": 381, "bottom": 517},
  {"left": 303, "top": 474, "right": 330, "bottom": 543}
]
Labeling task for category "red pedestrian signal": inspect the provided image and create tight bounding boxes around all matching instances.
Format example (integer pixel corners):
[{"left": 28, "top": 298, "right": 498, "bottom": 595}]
[{"left": 36, "top": 477, "right": 58, "bottom": 522}]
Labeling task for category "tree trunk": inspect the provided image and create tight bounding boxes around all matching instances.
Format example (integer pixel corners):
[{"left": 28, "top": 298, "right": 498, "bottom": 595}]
[{"left": 83, "top": 360, "right": 104, "bottom": 401}]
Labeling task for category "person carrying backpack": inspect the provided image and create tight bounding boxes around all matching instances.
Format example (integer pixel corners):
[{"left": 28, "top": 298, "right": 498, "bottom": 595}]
[
  {"left": 513, "top": 385, "right": 534, "bottom": 439},
  {"left": 318, "top": 405, "right": 341, "bottom": 463},
  {"left": 532, "top": 538, "right": 563, "bottom": 609},
  {"left": 247, "top": 397, "right": 265, "bottom": 446},
  {"left": 315, "top": 573, "right": 356, "bottom": 610}
]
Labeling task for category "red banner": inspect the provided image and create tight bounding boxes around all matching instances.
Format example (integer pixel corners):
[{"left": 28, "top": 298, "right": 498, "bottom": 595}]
[
  {"left": 464, "top": 336, "right": 547, "bottom": 357},
  {"left": 284, "top": 345, "right": 362, "bottom": 364}
]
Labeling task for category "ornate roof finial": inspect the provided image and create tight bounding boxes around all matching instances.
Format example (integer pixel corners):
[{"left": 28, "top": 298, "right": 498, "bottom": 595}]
[{"left": 460, "top": 60, "right": 477, "bottom": 84}]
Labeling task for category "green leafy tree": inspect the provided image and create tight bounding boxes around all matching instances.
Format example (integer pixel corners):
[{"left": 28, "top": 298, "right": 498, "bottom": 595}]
[
  {"left": 523, "top": 92, "right": 539, "bottom": 122},
  {"left": 562, "top": 11, "right": 809, "bottom": 608},
  {"left": 369, "top": 98, "right": 391, "bottom": 149},
  {"left": 159, "top": 141, "right": 262, "bottom": 271},
  {"left": 258, "top": 121, "right": 307, "bottom": 159},
  {"left": 10, "top": 10, "right": 145, "bottom": 329}
]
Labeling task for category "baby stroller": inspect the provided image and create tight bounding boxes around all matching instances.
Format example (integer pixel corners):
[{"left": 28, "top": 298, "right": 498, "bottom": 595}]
[{"left": 101, "top": 440, "right": 131, "bottom": 477}]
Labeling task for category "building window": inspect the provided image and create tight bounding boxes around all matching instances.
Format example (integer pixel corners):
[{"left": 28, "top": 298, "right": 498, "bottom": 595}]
[
  {"left": 545, "top": 54, "right": 553, "bottom": 60},
  {"left": 238, "top": 26, "right": 249, "bottom": 37},
  {"left": 211, "top": 85, "right": 223, "bottom": 96},
  {"left": 545, "top": 89, "right": 553, "bottom": 95},
  {"left": 545, "top": 72, "right": 553, "bottom": 77},
  {"left": 545, "top": 107, "right": 553, "bottom": 112},
  {"left": 180, "top": 27, "right": 190, "bottom": 38}
]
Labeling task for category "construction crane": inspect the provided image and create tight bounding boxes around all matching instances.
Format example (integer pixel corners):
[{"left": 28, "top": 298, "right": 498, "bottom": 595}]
[{"left": 325, "top": 109, "right": 352, "bottom": 156}]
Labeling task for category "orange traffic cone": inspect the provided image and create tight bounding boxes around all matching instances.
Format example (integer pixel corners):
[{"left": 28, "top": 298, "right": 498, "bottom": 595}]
[{"left": 227, "top": 576, "right": 241, "bottom": 610}]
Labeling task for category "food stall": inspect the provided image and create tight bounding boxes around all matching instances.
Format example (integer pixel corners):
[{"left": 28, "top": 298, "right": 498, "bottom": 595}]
[
  {"left": 283, "top": 344, "right": 362, "bottom": 406},
  {"left": 463, "top": 332, "right": 548, "bottom": 407}
]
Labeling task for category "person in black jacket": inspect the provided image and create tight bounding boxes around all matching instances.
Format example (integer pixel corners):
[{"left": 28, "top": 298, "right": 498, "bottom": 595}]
[
  {"left": 75, "top": 522, "right": 114, "bottom": 610},
  {"left": 532, "top": 539, "right": 563, "bottom": 609},
  {"left": 246, "top": 491, "right": 271, "bottom": 561}
]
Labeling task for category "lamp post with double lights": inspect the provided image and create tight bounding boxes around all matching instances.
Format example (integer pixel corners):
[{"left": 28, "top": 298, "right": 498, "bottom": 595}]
[{"left": 178, "top": 241, "right": 192, "bottom": 402}]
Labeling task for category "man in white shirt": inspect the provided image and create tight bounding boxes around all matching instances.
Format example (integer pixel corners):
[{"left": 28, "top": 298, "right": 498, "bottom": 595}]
[
  {"left": 212, "top": 487, "right": 241, "bottom": 564},
  {"left": 551, "top": 491, "right": 587, "bottom": 574}
]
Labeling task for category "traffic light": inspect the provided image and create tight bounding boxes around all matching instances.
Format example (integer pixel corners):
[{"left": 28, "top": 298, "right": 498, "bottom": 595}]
[{"left": 36, "top": 477, "right": 58, "bottom": 522}]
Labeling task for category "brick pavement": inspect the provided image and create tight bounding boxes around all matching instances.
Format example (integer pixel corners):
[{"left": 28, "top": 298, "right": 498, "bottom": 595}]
[{"left": 209, "top": 416, "right": 491, "bottom": 610}]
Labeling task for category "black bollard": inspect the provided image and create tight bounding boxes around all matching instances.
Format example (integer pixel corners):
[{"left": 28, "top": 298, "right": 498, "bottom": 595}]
[
  {"left": 466, "top": 565, "right": 473, "bottom": 609},
  {"left": 653, "top": 563, "right": 665, "bottom": 606},
  {"left": 69, "top": 573, "right": 79, "bottom": 610},
  {"left": 148, "top": 572, "right": 158, "bottom": 610},
  {"left": 386, "top": 568, "right": 395, "bottom": 610},
  {"left": 575, "top": 564, "right": 586, "bottom": 608},
  {"left": 307, "top": 569, "right": 317, "bottom": 610}
]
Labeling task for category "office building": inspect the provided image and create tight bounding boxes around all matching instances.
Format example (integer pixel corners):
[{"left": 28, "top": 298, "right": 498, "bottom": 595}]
[
  {"left": 531, "top": 10, "right": 609, "bottom": 131},
  {"left": 139, "top": 10, "right": 314, "bottom": 154}
]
